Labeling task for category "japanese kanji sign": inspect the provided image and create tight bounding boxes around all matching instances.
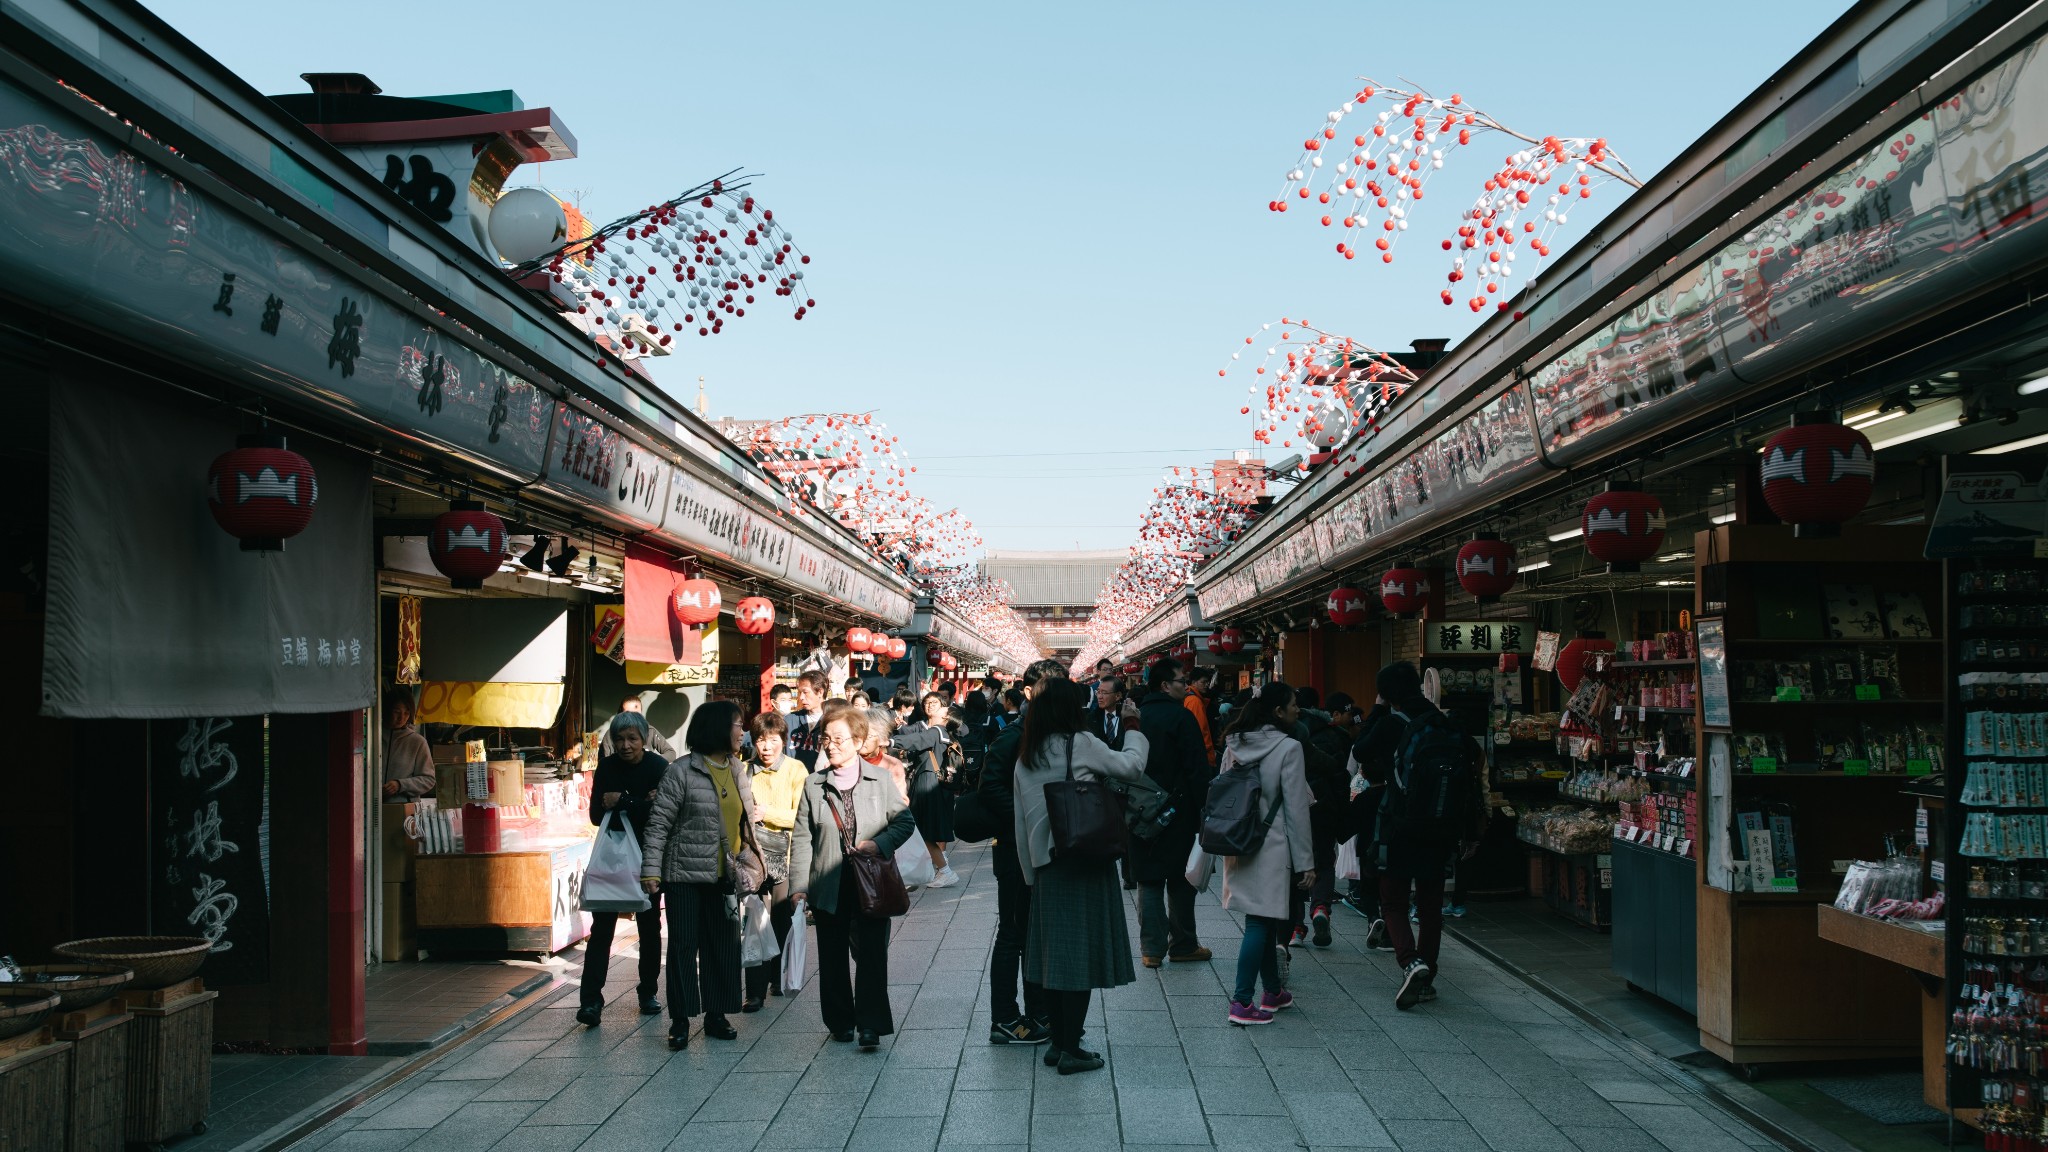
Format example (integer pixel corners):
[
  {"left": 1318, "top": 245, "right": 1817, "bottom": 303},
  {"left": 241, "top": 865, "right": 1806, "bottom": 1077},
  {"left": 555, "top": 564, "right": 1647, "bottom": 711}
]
[
  {"left": 150, "top": 716, "right": 270, "bottom": 985},
  {"left": 1422, "top": 621, "right": 1537, "bottom": 657}
]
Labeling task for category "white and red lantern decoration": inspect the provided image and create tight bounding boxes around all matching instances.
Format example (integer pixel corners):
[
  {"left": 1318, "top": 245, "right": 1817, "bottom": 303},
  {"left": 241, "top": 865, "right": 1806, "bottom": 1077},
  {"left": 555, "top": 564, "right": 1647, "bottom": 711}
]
[
  {"left": 936, "top": 651, "right": 958, "bottom": 672},
  {"left": 884, "top": 636, "right": 908, "bottom": 660},
  {"left": 1556, "top": 635, "right": 1615, "bottom": 694},
  {"left": 1582, "top": 481, "right": 1666, "bottom": 572},
  {"left": 1216, "top": 627, "right": 1246, "bottom": 655},
  {"left": 207, "top": 433, "right": 318, "bottom": 552},
  {"left": 734, "top": 596, "right": 776, "bottom": 635},
  {"left": 1378, "top": 562, "right": 1431, "bottom": 616},
  {"left": 670, "top": 578, "right": 722, "bottom": 627},
  {"left": 1760, "top": 413, "right": 1875, "bottom": 538},
  {"left": 846, "top": 627, "right": 874, "bottom": 654},
  {"left": 1326, "top": 585, "right": 1371, "bottom": 627},
  {"left": 427, "top": 500, "right": 506, "bottom": 589},
  {"left": 1455, "top": 534, "right": 1518, "bottom": 602}
]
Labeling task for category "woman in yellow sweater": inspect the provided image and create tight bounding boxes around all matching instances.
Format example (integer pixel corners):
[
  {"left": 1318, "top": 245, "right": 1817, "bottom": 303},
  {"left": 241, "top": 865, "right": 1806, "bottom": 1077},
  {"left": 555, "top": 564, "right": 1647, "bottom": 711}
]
[{"left": 744, "top": 709, "right": 808, "bottom": 1011}]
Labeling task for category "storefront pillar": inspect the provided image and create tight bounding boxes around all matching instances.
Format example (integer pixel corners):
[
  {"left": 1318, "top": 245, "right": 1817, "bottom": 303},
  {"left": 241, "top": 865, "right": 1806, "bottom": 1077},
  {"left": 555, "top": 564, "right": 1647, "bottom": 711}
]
[
  {"left": 757, "top": 620, "right": 778, "bottom": 714},
  {"left": 327, "top": 710, "right": 366, "bottom": 1055}
]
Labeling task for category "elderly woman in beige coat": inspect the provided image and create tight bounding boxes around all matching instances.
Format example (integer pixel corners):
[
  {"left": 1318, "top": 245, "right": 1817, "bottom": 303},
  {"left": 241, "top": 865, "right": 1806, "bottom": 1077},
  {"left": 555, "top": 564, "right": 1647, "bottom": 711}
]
[{"left": 1216, "top": 681, "right": 1315, "bottom": 1027}]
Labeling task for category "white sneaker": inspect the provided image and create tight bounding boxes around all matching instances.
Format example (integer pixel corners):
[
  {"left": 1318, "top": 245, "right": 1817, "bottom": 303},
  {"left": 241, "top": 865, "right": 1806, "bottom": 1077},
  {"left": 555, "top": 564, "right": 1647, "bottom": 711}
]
[{"left": 926, "top": 867, "right": 960, "bottom": 889}]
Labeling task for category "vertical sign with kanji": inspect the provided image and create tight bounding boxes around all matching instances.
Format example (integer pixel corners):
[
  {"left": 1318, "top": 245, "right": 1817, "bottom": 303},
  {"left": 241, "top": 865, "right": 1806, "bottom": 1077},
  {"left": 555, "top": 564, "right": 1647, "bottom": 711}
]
[{"left": 150, "top": 717, "right": 271, "bottom": 985}]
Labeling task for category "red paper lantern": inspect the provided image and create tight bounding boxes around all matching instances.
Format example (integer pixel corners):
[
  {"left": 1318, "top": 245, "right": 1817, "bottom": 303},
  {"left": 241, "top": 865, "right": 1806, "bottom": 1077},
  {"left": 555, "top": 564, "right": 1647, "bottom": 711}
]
[
  {"left": 1455, "top": 533, "right": 1517, "bottom": 602},
  {"left": 1582, "top": 481, "right": 1666, "bottom": 572},
  {"left": 207, "top": 433, "right": 317, "bottom": 552},
  {"left": 734, "top": 596, "right": 776, "bottom": 635},
  {"left": 1378, "top": 562, "right": 1431, "bottom": 616},
  {"left": 884, "top": 636, "right": 908, "bottom": 660},
  {"left": 1121, "top": 662, "right": 1141, "bottom": 676},
  {"left": 670, "top": 578, "right": 722, "bottom": 626},
  {"left": 1761, "top": 413, "right": 1874, "bottom": 537},
  {"left": 1326, "top": 586, "right": 1371, "bottom": 627},
  {"left": 1216, "top": 627, "right": 1245, "bottom": 654},
  {"left": 428, "top": 500, "right": 507, "bottom": 589},
  {"left": 846, "top": 627, "right": 874, "bottom": 653},
  {"left": 1205, "top": 633, "right": 1224, "bottom": 655},
  {"left": 1556, "top": 635, "right": 1615, "bottom": 693},
  {"left": 937, "top": 651, "right": 958, "bottom": 672}
]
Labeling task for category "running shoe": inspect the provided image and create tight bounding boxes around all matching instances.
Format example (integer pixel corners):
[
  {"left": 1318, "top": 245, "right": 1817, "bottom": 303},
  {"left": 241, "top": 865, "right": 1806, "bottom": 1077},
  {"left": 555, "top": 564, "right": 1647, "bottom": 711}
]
[
  {"left": 1417, "top": 985, "right": 1439, "bottom": 1004},
  {"left": 1168, "top": 946, "right": 1212, "bottom": 962},
  {"left": 1260, "top": 990, "right": 1295, "bottom": 1012},
  {"left": 1227, "top": 1000, "right": 1275, "bottom": 1026},
  {"left": 1408, "top": 904, "right": 1419, "bottom": 923},
  {"left": 989, "top": 1017, "right": 1051, "bottom": 1045},
  {"left": 926, "top": 866, "right": 960, "bottom": 889},
  {"left": 1310, "top": 906, "right": 1332, "bottom": 947},
  {"left": 1395, "top": 959, "right": 1432, "bottom": 1011},
  {"left": 1364, "top": 919, "right": 1392, "bottom": 951},
  {"left": 1289, "top": 924, "right": 1310, "bottom": 948},
  {"left": 1444, "top": 903, "right": 1467, "bottom": 918}
]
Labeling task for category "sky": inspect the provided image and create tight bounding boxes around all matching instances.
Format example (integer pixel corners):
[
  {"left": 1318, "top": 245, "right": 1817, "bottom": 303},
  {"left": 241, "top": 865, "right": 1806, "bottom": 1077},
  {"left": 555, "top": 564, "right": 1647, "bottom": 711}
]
[{"left": 150, "top": 0, "right": 1852, "bottom": 557}]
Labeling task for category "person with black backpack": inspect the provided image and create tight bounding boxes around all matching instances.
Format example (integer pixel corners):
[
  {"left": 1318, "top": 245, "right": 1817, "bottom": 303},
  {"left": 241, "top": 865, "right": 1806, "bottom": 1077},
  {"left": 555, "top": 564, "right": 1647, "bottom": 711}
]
[
  {"left": 1293, "top": 687, "right": 1355, "bottom": 948},
  {"left": 1129, "top": 659, "right": 1215, "bottom": 967},
  {"left": 1208, "top": 681, "right": 1316, "bottom": 1026},
  {"left": 1370, "top": 662, "right": 1484, "bottom": 1010}
]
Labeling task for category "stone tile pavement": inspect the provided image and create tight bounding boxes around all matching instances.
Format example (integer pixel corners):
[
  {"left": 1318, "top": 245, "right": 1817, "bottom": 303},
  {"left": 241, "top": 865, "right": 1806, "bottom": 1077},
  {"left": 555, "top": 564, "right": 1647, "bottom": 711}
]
[{"left": 284, "top": 843, "right": 1784, "bottom": 1151}]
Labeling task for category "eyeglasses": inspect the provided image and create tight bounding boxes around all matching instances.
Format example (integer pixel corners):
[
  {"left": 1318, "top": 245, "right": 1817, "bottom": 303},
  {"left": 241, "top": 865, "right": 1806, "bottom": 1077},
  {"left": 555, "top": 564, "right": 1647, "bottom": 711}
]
[{"left": 822, "top": 734, "right": 857, "bottom": 747}]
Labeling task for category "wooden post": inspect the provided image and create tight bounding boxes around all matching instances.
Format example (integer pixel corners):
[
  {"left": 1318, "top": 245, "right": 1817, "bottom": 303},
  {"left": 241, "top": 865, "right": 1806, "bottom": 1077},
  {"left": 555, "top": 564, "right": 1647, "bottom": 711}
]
[
  {"left": 757, "top": 620, "right": 777, "bottom": 715},
  {"left": 326, "top": 711, "right": 365, "bottom": 1056}
]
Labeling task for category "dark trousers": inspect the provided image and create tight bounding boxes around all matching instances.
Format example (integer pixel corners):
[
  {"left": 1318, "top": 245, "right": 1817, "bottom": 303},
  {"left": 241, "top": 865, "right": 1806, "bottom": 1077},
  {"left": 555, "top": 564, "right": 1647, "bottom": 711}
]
[
  {"left": 812, "top": 872, "right": 894, "bottom": 1036},
  {"left": 1048, "top": 988, "right": 1091, "bottom": 1053},
  {"left": 745, "top": 874, "right": 796, "bottom": 1000},
  {"left": 990, "top": 837, "right": 1046, "bottom": 1025},
  {"left": 1137, "top": 877, "right": 1200, "bottom": 958},
  {"left": 1380, "top": 864, "right": 1448, "bottom": 970},
  {"left": 1292, "top": 832, "right": 1340, "bottom": 929},
  {"left": 662, "top": 882, "right": 741, "bottom": 1026},
  {"left": 580, "top": 893, "right": 662, "bottom": 1009}
]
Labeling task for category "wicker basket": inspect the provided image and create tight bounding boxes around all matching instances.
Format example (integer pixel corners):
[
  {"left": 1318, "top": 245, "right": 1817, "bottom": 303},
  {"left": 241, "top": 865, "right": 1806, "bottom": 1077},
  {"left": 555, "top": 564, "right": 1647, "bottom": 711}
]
[
  {"left": 0, "top": 987, "right": 59, "bottom": 1040},
  {"left": 52, "top": 938, "right": 210, "bottom": 991},
  {"left": 18, "top": 965, "right": 135, "bottom": 1014}
]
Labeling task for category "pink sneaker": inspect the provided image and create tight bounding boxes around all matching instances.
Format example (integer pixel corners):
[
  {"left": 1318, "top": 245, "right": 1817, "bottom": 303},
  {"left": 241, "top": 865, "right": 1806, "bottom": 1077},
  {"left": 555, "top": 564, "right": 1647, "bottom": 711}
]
[
  {"left": 1261, "top": 990, "right": 1295, "bottom": 1012},
  {"left": 1227, "top": 1000, "right": 1275, "bottom": 1026}
]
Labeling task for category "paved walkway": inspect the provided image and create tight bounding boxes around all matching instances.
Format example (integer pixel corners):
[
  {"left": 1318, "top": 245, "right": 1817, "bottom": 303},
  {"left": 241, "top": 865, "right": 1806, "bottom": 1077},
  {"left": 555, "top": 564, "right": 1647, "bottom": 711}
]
[{"left": 285, "top": 843, "right": 1783, "bottom": 1151}]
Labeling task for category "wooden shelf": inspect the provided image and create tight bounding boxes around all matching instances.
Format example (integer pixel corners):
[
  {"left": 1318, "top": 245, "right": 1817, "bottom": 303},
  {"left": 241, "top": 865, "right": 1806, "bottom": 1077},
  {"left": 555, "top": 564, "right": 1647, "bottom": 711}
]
[
  {"left": 1728, "top": 637, "right": 1942, "bottom": 645},
  {"left": 1815, "top": 905, "right": 1943, "bottom": 977}
]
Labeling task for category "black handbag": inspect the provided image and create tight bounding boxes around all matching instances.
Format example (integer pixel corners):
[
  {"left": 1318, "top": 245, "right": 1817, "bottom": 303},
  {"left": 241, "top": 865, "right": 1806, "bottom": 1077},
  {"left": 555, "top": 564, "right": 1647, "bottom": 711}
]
[
  {"left": 827, "top": 788, "right": 909, "bottom": 919},
  {"left": 1043, "top": 737, "right": 1127, "bottom": 862},
  {"left": 952, "top": 788, "right": 998, "bottom": 844}
]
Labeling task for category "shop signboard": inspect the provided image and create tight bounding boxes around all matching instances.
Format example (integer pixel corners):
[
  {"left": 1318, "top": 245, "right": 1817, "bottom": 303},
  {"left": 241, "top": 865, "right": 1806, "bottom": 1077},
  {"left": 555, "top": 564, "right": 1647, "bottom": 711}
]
[
  {"left": 548, "top": 839, "right": 594, "bottom": 953},
  {"left": 150, "top": 716, "right": 270, "bottom": 985},
  {"left": 664, "top": 469, "right": 793, "bottom": 581},
  {"left": 1198, "top": 569, "right": 1259, "bottom": 621},
  {"left": 532, "top": 406, "right": 670, "bottom": 534},
  {"left": 629, "top": 620, "right": 722, "bottom": 687},
  {"left": 1423, "top": 621, "right": 1536, "bottom": 657},
  {"left": 1926, "top": 470, "right": 2048, "bottom": 557},
  {"left": 785, "top": 535, "right": 913, "bottom": 626},
  {"left": 1697, "top": 616, "right": 1732, "bottom": 731},
  {"left": 1251, "top": 528, "right": 1321, "bottom": 596}
]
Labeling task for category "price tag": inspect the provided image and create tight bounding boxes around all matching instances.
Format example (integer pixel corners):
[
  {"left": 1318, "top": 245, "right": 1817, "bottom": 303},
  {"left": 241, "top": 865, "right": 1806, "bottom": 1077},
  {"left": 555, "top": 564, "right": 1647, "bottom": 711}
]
[
  {"left": 1752, "top": 757, "right": 1778, "bottom": 774},
  {"left": 1931, "top": 859, "right": 1946, "bottom": 883},
  {"left": 1680, "top": 762, "right": 1695, "bottom": 778},
  {"left": 1854, "top": 684, "right": 1880, "bottom": 701},
  {"left": 1774, "top": 686, "right": 1803, "bottom": 702},
  {"left": 1769, "top": 877, "right": 1799, "bottom": 892},
  {"left": 1842, "top": 759, "right": 1870, "bottom": 776},
  {"left": 2034, "top": 538, "right": 2048, "bottom": 559},
  {"left": 1907, "top": 758, "right": 1934, "bottom": 776},
  {"left": 1614, "top": 706, "right": 1624, "bottom": 720},
  {"left": 1677, "top": 838, "right": 1692, "bottom": 858},
  {"left": 1638, "top": 706, "right": 1648, "bottom": 721},
  {"left": 1915, "top": 807, "right": 1929, "bottom": 847}
]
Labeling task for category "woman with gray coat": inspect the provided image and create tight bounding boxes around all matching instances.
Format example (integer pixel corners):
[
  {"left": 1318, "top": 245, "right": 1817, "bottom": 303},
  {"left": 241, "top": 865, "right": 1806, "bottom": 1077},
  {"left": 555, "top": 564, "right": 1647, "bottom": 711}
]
[
  {"left": 640, "top": 700, "right": 764, "bottom": 1048},
  {"left": 1216, "top": 681, "right": 1316, "bottom": 1026},
  {"left": 789, "top": 704, "right": 917, "bottom": 1050}
]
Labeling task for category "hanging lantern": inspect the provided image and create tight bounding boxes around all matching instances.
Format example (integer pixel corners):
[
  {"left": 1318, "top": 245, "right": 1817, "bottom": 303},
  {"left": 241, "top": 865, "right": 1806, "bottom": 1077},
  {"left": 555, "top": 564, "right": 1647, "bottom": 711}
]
[
  {"left": 937, "top": 651, "right": 958, "bottom": 672},
  {"left": 1216, "top": 627, "right": 1245, "bottom": 654},
  {"left": 1455, "top": 533, "right": 1518, "bottom": 602},
  {"left": 1121, "top": 662, "right": 1142, "bottom": 676},
  {"left": 207, "top": 432, "right": 318, "bottom": 552},
  {"left": 1761, "top": 413, "right": 1874, "bottom": 537},
  {"left": 885, "top": 636, "right": 908, "bottom": 659},
  {"left": 1582, "top": 481, "right": 1666, "bottom": 572},
  {"left": 846, "top": 627, "right": 874, "bottom": 653},
  {"left": 1378, "top": 562, "right": 1431, "bottom": 616},
  {"left": 1556, "top": 635, "right": 1615, "bottom": 693},
  {"left": 427, "top": 500, "right": 507, "bottom": 589},
  {"left": 670, "top": 577, "right": 721, "bottom": 627},
  {"left": 1326, "top": 586, "right": 1370, "bottom": 627},
  {"left": 734, "top": 596, "right": 776, "bottom": 635}
]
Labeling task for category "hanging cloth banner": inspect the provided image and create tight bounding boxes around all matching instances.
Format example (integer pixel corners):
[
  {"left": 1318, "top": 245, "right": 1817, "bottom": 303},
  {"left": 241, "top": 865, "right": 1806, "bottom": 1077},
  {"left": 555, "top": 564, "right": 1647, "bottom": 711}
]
[
  {"left": 624, "top": 542, "right": 702, "bottom": 665},
  {"left": 149, "top": 716, "right": 271, "bottom": 986},
  {"left": 416, "top": 682, "right": 566, "bottom": 728}
]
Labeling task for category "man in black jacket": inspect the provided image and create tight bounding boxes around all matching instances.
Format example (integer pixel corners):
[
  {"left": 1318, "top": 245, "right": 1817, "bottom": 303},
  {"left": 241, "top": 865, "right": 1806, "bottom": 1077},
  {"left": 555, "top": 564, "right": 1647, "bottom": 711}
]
[
  {"left": 1294, "top": 689, "right": 1357, "bottom": 947},
  {"left": 1347, "top": 696, "right": 1409, "bottom": 951},
  {"left": 1130, "top": 658, "right": 1214, "bottom": 967},
  {"left": 978, "top": 657, "right": 1069, "bottom": 1045}
]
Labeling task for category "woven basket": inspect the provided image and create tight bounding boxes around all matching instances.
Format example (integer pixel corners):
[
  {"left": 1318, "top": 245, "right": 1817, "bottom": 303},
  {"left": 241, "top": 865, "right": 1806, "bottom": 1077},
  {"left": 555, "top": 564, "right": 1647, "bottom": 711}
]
[
  {"left": 0, "top": 986, "right": 59, "bottom": 1040},
  {"left": 52, "top": 937, "right": 211, "bottom": 991},
  {"left": 18, "top": 963, "right": 135, "bottom": 1013}
]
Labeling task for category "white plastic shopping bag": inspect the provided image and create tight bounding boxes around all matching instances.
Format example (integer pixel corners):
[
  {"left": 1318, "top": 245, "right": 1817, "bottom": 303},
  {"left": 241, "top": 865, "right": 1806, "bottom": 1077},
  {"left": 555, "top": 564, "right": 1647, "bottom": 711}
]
[
  {"left": 780, "top": 898, "right": 809, "bottom": 993},
  {"left": 578, "top": 811, "right": 652, "bottom": 914},
  {"left": 895, "top": 827, "right": 937, "bottom": 889},
  {"left": 1184, "top": 842, "right": 1214, "bottom": 892},
  {"left": 1336, "top": 836, "right": 1361, "bottom": 881},
  {"left": 740, "top": 894, "right": 781, "bottom": 965}
]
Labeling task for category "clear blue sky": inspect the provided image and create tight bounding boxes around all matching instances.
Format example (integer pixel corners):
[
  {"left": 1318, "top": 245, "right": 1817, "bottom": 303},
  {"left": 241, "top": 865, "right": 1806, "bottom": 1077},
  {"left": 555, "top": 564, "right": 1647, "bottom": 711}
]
[{"left": 151, "top": 0, "right": 1851, "bottom": 554}]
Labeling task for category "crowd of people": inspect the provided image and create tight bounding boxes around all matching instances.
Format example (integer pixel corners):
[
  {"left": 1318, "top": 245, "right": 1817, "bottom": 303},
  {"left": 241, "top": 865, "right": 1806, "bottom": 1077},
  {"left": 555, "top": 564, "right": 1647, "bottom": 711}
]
[{"left": 570, "top": 650, "right": 1486, "bottom": 1073}]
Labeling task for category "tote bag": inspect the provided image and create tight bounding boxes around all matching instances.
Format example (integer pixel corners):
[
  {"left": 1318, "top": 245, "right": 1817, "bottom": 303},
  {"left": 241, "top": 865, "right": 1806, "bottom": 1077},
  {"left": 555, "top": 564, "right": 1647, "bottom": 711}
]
[
  {"left": 1043, "top": 737, "right": 1126, "bottom": 862},
  {"left": 740, "top": 894, "right": 781, "bottom": 965},
  {"left": 829, "top": 790, "right": 909, "bottom": 919},
  {"left": 895, "top": 826, "right": 937, "bottom": 889},
  {"left": 579, "top": 810, "right": 652, "bottom": 914}
]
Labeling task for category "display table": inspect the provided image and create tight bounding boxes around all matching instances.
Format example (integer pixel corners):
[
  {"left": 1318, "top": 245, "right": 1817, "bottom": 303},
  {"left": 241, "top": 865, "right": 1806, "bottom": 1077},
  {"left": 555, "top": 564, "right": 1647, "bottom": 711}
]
[
  {"left": 415, "top": 837, "right": 594, "bottom": 955},
  {"left": 1814, "top": 905, "right": 1946, "bottom": 1110}
]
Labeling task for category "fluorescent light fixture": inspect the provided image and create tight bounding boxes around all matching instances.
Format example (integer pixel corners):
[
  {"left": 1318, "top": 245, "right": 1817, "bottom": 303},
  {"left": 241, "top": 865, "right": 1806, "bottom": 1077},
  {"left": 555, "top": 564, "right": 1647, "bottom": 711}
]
[
  {"left": 1975, "top": 430, "right": 2048, "bottom": 455},
  {"left": 1844, "top": 406, "right": 1907, "bottom": 430},
  {"left": 1656, "top": 550, "right": 1695, "bottom": 563},
  {"left": 2019, "top": 370, "right": 2048, "bottom": 397},
  {"left": 1710, "top": 512, "right": 1737, "bottom": 525},
  {"left": 1654, "top": 579, "right": 1694, "bottom": 587},
  {"left": 1545, "top": 522, "right": 1583, "bottom": 543},
  {"left": 1519, "top": 558, "right": 1553, "bottom": 573},
  {"left": 1867, "top": 397, "right": 1967, "bottom": 451}
]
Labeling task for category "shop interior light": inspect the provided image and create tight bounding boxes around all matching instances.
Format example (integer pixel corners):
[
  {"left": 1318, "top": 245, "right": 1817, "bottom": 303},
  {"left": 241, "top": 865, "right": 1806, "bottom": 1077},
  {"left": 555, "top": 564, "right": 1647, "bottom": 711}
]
[
  {"left": 1710, "top": 511, "right": 1737, "bottom": 525},
  {"left": 1519, "top": 557, "right": 1553, "bottom": 573},
  {"left": 2017, "top": 370, "right": 2048, "bottom": 397},
  {"left": 1845, "top": 402, "right": 1911, "bottom": 430},
  {"left": 1974, "top": 430, "right": 2048, "bottom": 455},
  {"left": 546, "top": 543, "right": 581, "bottom": 576},
  {"left": 1545, "top": 521, "right": 1584, "bottom": 542},
  {"left": 1655, "top": 550, "right": 1695, "bottom": 563},
  {"left": 1867, "top": 397, "right": 1966, "bottom": 451},
  {"left": 519, "top": 536, "right": 551, "bottom": 573},
  {"left": 1654, "top": 579, "right": 1694, "bottom": 587}
]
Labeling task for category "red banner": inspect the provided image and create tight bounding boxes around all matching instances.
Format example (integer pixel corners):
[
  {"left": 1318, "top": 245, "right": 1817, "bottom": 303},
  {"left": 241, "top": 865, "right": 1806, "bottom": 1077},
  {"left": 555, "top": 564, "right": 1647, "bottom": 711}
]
[{"left": 625, "top": 543, "right": 702, "bottom": 665}]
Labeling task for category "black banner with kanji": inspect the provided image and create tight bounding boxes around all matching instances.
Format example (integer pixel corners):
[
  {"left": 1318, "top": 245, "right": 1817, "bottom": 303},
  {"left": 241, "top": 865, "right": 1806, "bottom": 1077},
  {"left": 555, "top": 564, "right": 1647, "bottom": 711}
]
[{"left": 150, "top": 716, "right": 270, "bottom": 985}]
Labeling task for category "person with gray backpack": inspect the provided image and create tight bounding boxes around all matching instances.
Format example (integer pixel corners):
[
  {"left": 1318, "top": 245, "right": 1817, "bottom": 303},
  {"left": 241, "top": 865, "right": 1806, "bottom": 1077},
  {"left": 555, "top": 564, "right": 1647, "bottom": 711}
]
[{"left": 1204, "top": 681, "right": 1315, "bottom": 1026}]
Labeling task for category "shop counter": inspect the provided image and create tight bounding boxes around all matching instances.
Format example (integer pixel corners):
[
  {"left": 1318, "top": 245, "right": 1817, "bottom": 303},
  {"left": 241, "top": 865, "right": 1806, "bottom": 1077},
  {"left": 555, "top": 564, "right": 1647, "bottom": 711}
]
[
  {"left": 415, "top": 836, "right": 595, "bottom": 955},
  {"left": 1814, "top": 904, "right": 1946, "bottom": 1110}
]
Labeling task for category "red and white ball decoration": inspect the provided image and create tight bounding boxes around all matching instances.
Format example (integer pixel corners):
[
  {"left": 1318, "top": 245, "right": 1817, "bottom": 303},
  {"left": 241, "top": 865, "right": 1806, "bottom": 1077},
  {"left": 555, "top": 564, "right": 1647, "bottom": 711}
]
[
  {"left": 427, "top": 500, "right": 506, "bottom": 589},
  {"left": 1378, "top": 563, "right": 1431, "bottom": 616},
  {"left": 1455, "top": 534, "right": 1517, "bottom": 602},
  {"left": 1582, "top": 481, "right": 1666, "bottom": 572},
  {"left": 670, "top": 578, "right": 722, "bottom": 627},
  {"left": 1326, "top": 585, "right": 1371, "bottom": 627},
  {"left": 1271, "top": 80, "right": 1638, "bottom": 315},
  {"left": 1216, "top": 320, "right": 1416, "bottom": 458},
  {"left": 846, "top": 627, "right": 874, "bottom": 654},
  {"left": 1760, "top": 413, "right": 1874, "bottom": 537},
  {"left": 734, "top": 596, "right": 776, "bottom": 635},
  {"left": 207, "top": 433, "right": 318, "bottom": 552}
]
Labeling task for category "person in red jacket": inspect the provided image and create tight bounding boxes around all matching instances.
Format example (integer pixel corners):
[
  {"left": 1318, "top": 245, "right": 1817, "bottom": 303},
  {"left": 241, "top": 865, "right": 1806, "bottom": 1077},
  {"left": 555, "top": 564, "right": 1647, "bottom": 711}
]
[{"left": 1183, "top": 667, "right": 1216, "bottom": 763}]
